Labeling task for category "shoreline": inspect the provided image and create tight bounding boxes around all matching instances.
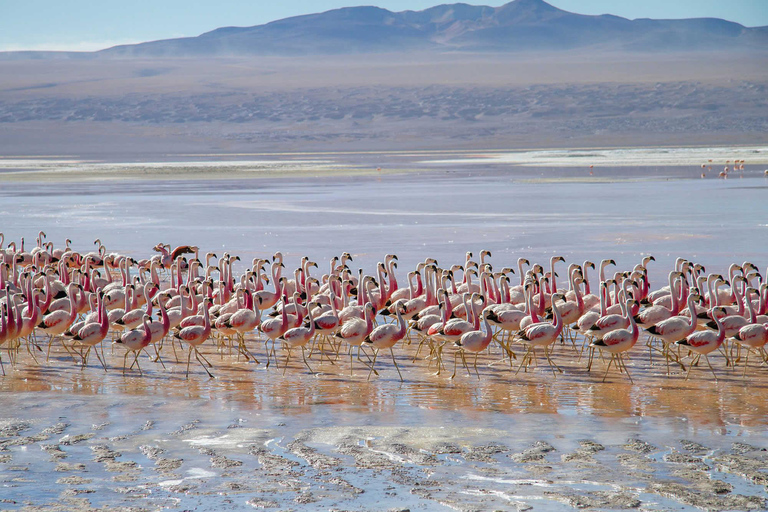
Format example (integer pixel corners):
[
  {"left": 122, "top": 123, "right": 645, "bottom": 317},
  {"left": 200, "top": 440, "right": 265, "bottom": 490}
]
[{"left": 0, "top": 144, "right": 766, "bottom": 183}]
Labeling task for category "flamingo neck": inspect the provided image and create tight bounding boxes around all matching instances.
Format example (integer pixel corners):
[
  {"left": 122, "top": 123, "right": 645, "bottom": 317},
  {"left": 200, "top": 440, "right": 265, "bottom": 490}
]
[
  {"left": 550, "top": 259, "right": 559, "bottom": 292},
  {"left": 745, "top": 290, "right": 757, "bottom": 323},
  {"left": 552, "top": 303, "right": 562, "bottom": 334},
  {"left": 518, "top": 260, "right": 527, "bottom": 287},
  {"left": 686, "top": 296, "right": 697, "bottom": 329},
  {"left": 500, "top": 279, "right": 510, "bottom": 304},
  {"left": 387, "top": 259, "right": 398, "bottom": 296},
  {"left": 583, "top": 265, "right": 591, "bottom": 295}
]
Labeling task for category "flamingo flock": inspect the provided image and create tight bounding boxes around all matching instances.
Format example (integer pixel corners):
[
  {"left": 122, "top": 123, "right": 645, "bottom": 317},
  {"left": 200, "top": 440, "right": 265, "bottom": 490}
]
[{"left": 1, "top": 231, "right": 767, "bottom": 382}]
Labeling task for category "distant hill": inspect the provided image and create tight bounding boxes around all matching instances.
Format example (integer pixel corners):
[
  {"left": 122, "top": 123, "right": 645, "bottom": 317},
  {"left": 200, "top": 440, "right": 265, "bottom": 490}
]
[{"left": 2, "top": 0, "right": 767, "bottom": 60}]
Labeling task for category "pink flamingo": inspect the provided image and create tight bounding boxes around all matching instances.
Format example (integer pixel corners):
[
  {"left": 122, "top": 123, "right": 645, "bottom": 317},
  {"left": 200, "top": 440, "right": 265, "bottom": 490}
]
[
  {"left": 645, "top": 292, "right": 702, "bottom": 373},
  {"left": 260, "top": 292, "right": 291, "bottom": 367},
  {"left": 591, "top": 299, "right": 640, "bottom": 382},
  {"left": 174, "top": 297, "right": 214, "bottom": 378},
  {"left": 73, "top": 290, "right": 110, "bottom": 370},
  {"left": 363, "top": 300, "right": 407, "bottom": 381},
  {"left": 117, "top": 283, "right": 158, "bottom": 330},
  {"left": 516, "top": 295, "right": 564, "bottom": 376},
  {"left": 278, "top": 305, "right": 316, "bottom": 375},
  {"left": 115, "top": 314, "right": 152, "bottom": 375},
  {"left": 225, "top": 288, "right": 261, "bottom": 362},
  {"left": 452, "top": 309, "right": 494, "bottom": 379},
  {"left": 334, "top": 303, "right": 376, "bottom": 376},
  {"left": 676, "top": 306, "right": 728, "bottom": 380}
]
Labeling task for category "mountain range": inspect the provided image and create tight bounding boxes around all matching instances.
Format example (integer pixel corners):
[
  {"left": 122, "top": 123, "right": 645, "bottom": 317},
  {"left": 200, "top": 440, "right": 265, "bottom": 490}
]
[{"left": 5, "top": 0, "right": 767, "bottom": 59}]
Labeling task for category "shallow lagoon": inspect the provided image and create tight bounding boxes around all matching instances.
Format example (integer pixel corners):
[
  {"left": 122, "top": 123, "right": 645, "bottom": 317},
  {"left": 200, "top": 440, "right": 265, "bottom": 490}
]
[{"left": 1, "top": 150, "right": 768, "bottom": 511}]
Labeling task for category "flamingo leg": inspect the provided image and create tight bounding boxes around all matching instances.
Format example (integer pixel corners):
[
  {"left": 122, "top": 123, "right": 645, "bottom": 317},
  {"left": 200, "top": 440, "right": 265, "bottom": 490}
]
[
  {"left": 168, "top": 335, "right": 179, "bottom": 363},
  {"left": 186, "top": 347, "right": 193, "bottom": 378},
  {"left": 94, "top": 346, "right": 108, "bottom": 372},
  {"left": 80, "top": 346, "right": 91, "bottom": 369},
  {"left": 585, "top": 346, "right": 595, "bottom": 371},
  {"left": 282, "top": 348, "right": 292, "bottom": 376},
  {"left": 619, "top": 354, "right": 633, "bottom": 383},
  {"left": 153, "top": 346, "right": 167, "bottom": 369},
  {"left": 195, "top": 349, "right": 213, "bottom": 368},
  {"left": 133, "top": 352, "right": 143, "bottom": 376},
  {"left": 685, "top": 354, "right": 700, "bottom": 380},
  {"left": 301, "top": 347, "right": 314, "bottom": 375},
  {"left": 45, "top": 334, "right": 54, "bottom": 362},
  {"left": 545, "top": 346, "right": 562, "bottom": 376},
  {"left": 602, "top": 355, "right": 614, "bottom": 382},
  {"left": 390, "top": 348, "right": 403, "bottom": 382},
  {"left": 366, "top": 350, "right": 379, "bottom": 381},
  {"left": 195, "top": 348, "right": 214, "bottom": 378},
  {"left": 704, "top": 355, "right": 718, "bottom": 381},
  {"left": 412, "top": 337, "right": 426, "bottom": 363},
  {"left": 460, "top": 350, "right": 471, "bottom": 377},
  {"left": 357, "top": 346, "right": 378, "bottom": 375},
  {"left": 515, "top": 346, "right": 533, "bottom": 375}
]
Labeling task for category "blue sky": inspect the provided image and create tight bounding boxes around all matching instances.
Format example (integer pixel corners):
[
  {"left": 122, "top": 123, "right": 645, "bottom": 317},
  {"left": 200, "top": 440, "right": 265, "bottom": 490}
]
[{"left": 1, "top": 0, "right": 766, "bottom": 51}]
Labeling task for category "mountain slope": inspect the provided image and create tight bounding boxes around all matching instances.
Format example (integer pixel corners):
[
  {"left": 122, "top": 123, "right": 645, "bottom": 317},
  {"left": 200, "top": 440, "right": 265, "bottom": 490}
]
[{"left": 4, "top": 0, "right": 767, "bottom": 59}]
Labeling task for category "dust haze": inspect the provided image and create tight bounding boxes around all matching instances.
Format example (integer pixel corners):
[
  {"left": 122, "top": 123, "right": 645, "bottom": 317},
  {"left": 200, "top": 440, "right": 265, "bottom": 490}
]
[{"left": 1, "top": 51, "right": 766, "bottom": 159}]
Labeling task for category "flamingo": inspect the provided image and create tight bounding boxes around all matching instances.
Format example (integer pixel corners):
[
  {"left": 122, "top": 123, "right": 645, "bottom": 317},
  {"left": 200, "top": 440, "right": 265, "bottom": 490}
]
[
  {"left": 37, "top": 283, "right": 80, "bottom": 354},
  {"left": 589, "top": 280, "right": 636, "bottom": 340},
  {"left": 434, "top": 293, "right": 480, "bottom": 345},
  {"left": 515, "top": 295, "right": 564, "bottom": 376},
  {"left": 590, "top": 299, "right": 640, "bottom": 382},
  {"left": 333, "top": 303, "right": 376, "bottom": 376},
  {"left": 452, "top": 309, "right": 494, "bottom": 379},
  {"left": 174, "top": 297, "right": 214, "bottom": 378},
  {"left": 363, "top": 300, "right": 407, "bottom": 381},
  {"left": 732, "top": 320, "right": 768, "bottom": 377},
  {"left": 260, "top": 292, "right": 291, "bottom": 367},
  {"left": 307, "top": 285, "right": 341, "bottom": 358},
  {"left": 225, "top": 288, "right": 261, "bottom": 362},
  {"left": 645, "top": 292, "right": 702, "bottom": 372},
  {"left": 278, "top": 304, "right": 316, "bottom": 375},
  {"left": 73, "top": 290, "right": 110, "bottom": 370},
  {"left": 117, "top": 283, "right": 158, "bottom": 330},
  {"left": 676, "top": 307, "right": 728, "bottom": 380},
  {"left": 115, "top": 314, "right": 153, "bottom": 375}
]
